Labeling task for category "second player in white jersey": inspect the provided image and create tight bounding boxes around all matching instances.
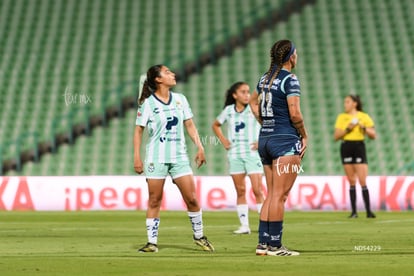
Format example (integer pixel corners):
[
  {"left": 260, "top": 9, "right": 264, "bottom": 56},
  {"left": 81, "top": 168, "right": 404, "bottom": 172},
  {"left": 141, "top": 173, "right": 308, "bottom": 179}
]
[
  {"left": 212, "top": 81, "right": 264, "bottom": 235},
  {"left": 216, "top": 104, "right": 261, "bottom": 159}
]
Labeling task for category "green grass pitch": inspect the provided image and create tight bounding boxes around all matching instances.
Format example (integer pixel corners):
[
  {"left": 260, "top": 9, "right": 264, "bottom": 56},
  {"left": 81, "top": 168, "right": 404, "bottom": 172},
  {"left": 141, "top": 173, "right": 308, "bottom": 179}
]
[{"left": 1, "top": 211, "right": 413, "bottom": 275}]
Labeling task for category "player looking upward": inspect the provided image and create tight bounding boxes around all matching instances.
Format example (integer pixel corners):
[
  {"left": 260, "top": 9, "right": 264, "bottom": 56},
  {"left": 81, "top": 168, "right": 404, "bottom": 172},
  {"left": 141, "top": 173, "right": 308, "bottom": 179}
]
[{"left": 134, "top": 64, "right": 215, "bottom": 253}]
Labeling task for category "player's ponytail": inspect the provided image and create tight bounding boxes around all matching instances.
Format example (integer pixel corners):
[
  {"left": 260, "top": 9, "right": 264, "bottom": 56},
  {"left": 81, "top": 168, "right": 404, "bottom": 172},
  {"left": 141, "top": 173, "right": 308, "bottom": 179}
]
[
  {"left": 258, "top": 40, "right": 295, "bottom": 117},
  {"left": 223, "top": 81, "right": 247, "bottom": 108},
  {"left": 138, "top": 64, "right": 163, "bottom": 105},
  {"left": 264, "top": 40, "right": 294, "bottom": 91},
  {"left": 349, "top": 94, "right": 363, "bottom": 111}
]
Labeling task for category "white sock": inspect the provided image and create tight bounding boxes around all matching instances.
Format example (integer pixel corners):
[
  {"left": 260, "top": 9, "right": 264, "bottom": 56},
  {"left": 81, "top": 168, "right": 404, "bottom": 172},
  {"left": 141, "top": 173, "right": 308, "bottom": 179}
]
[
  {"left": 188, "top": 210, "right": 204, "bottom": 239},
  {"left": 256, "top": 203, "right": 263, "bottom": 214},
  {"left": 237, "top": 204, "right": 249, "bottom": 227},
  {"left": 146, "top": 218, "right": 160, "bottom": 245}
]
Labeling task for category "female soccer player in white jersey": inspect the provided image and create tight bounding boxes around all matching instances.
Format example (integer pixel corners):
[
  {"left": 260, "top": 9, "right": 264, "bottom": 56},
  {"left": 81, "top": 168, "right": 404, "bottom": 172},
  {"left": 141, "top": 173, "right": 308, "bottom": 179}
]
[
  {"left": 134, "top": 64, "right": 214, "bottom": 253},
  {"left": 212, "top": 82, "right": 264, "bottom": 234}
]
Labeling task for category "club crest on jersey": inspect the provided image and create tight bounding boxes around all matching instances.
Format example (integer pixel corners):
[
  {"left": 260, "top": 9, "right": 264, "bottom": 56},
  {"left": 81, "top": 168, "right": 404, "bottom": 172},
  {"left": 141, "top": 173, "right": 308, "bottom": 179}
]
[
  {"left": 153, "top": 107, "right": 160, "bottom": 114},
  {"left": 166, "top": 116, "right": 179, "bottom": 130},
  {"left": 176, "top": 101, "right": 182, "bottom": 109},
  {"left": 235, "top": 122, "right": 246, "bottom": 133}
]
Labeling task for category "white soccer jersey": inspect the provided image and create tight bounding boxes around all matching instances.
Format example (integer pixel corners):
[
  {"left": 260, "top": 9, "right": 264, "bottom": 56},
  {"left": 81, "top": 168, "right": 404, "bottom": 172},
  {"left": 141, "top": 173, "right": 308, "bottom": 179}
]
[
  {"left": 136, "top": 92, "right": 193, "bottom": 163},
  {"left": 216, "top": 104, "right": 261, "bottom": 159}
]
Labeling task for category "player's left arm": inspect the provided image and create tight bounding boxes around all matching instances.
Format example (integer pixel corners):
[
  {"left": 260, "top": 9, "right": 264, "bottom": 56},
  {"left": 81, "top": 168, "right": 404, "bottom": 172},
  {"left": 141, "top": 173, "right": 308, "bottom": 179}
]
[
  {"left": 360, "top": 114, "right": 376, "bottom": 139},
  {"left": 184, "top": 119, "right": 206, "bottom": 168},
  {"left": 285, "top": 75, "right": 308, "bottom": 158},
  {"left": 365, "top": 127, "right": 377, "bottom": 139},
  {"left": 361, "top": 125, "right": 376, "bottom": 139}
]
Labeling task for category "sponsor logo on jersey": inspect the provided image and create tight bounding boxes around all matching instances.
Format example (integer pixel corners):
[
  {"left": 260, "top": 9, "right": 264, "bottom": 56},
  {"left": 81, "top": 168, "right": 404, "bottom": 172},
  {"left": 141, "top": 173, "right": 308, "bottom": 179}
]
[
  {"left": 262, "top": 119, "right": 275, "bottom": 127},
  {"left": 232, "top": 138, "right": 249, "bottom": 142},
  {"left": 160, "top": 136, "right": 181, "bottom": 143},
  {"left": 289, "top": 80, "right": 300, "bottom": 86}
]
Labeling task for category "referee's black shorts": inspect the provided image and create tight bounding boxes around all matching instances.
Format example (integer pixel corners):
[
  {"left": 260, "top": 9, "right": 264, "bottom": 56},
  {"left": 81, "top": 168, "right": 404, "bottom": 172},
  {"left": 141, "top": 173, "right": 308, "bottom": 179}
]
[{"left": 340, "top": 141, "right": 367, "bottom": 164}]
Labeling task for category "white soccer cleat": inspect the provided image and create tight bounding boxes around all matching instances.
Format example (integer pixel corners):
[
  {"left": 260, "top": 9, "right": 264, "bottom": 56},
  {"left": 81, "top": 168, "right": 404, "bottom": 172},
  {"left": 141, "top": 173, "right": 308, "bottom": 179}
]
[
  {"left": 267, "top": 245, "right": 300, "bottom": 256},
  {"left": 233, "top": 226, "right": 251, "bottom": 234}
]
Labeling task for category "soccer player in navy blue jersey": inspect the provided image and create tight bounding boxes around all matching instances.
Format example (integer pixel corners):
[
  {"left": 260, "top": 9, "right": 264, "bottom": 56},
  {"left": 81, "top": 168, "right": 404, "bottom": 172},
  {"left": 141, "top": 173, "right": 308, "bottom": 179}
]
[{"left": 250, "top": 40, "right": 308, "bottom": 256}]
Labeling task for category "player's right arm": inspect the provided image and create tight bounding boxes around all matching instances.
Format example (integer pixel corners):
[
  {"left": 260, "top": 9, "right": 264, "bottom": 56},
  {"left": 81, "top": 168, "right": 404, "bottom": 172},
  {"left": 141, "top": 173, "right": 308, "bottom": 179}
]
[
  {"left": 134, "top": 102, "right": 150, "bottom": 174},
  {"left": 360, "top": 113, "right": 376, "bottom": 140},
  {"left": 212, "top": 107, "right": 231, "bottom": 150},
  {"left": 249, "top": 91, "right": 262, "bottom": 125},
  {"left": 133, "top": 125, "right": 145, "bottom": 174},
  {"left": 212, "top": 119, "right": 231, "bottom": 150}
]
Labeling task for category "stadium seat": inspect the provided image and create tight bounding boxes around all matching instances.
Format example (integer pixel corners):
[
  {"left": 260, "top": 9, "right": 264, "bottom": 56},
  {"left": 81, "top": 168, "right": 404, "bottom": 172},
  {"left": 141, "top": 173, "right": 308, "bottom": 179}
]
[{"left": 2, "top": 0, "right": 414, "bottom": 176}]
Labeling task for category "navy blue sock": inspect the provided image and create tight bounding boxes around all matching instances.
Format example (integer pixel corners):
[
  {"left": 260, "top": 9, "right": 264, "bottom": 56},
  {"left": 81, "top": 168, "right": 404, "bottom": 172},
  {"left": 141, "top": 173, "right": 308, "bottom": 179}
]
[
  {"left": 258, "top": 220, "right": 269, "bottom": 244},
  {"left": 268, "top": 221, "right": 283, "bottom": 247}
]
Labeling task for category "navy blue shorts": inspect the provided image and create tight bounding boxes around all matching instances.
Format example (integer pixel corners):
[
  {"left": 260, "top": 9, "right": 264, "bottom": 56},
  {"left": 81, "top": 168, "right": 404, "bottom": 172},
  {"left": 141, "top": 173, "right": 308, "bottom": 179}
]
[{"left": 258, "top": 135, "right": 302, "bottom": 165}]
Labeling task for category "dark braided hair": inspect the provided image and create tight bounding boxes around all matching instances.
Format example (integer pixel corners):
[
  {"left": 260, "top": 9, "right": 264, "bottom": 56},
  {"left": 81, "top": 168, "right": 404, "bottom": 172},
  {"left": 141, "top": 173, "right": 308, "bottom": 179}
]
[
  {"left": 263, "top": 40, "right": 294, "bottom": 92},
  {"left": 348, "top": 94, "right": 363, "bottom": 111},
  {"left": 258, "top": 40, "right": 295, "bottom": 118},
  {"left": 138, "top": 64, "right": 163, "bottom": 105},
  {"left": 223, "top": 81, "right": 248, "bottom": 108}
]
